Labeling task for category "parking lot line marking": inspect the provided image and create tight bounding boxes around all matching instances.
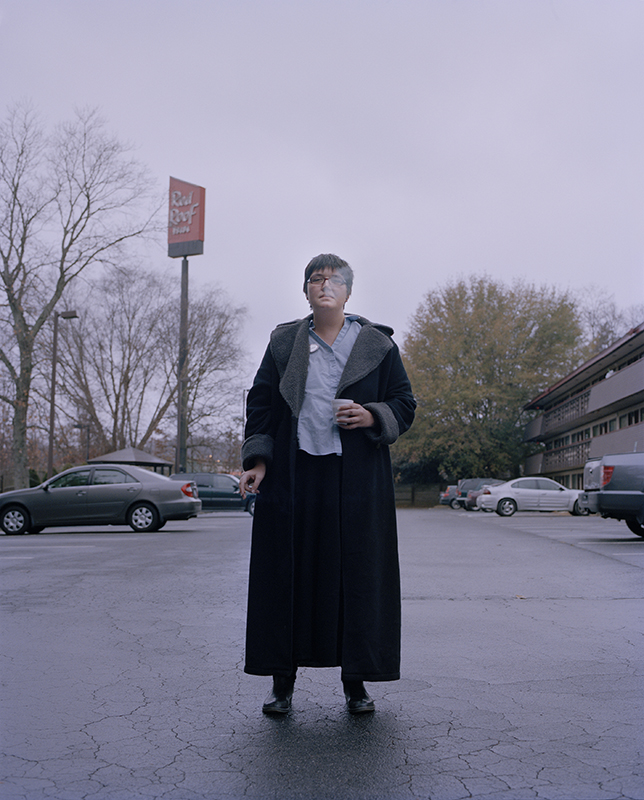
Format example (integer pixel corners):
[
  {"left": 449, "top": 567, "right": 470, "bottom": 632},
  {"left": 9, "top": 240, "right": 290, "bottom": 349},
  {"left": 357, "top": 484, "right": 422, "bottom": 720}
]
[
  {"left": 1, "top": 556, "right": 34, "bottom": 559},
  {"left": 0, "top": 544, "right": 99, "bottom": 548}
]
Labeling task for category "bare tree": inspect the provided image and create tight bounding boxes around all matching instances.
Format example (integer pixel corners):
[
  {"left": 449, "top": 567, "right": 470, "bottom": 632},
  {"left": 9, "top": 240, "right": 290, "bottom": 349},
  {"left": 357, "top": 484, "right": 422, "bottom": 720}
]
[
  {"left": 575, "top": 286, "right": 644, "bottom": 361},
  {"left": 52, "top": 266, "right": 247, "bottom": 463},
  {"left": 0, "top": 103, "right": 159, "bottom": 486},
  {"left": 50, "top": 268, "right": 176, "bottom": 454},
  {"left": 180, "top": 290, "right": 249, "bottom": 437}
]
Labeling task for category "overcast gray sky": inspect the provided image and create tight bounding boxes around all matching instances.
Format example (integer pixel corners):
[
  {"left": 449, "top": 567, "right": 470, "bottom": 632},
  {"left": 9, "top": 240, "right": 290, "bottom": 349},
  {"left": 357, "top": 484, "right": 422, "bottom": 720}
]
[{"left": 2, "top": 0, "right": 643, "bottom": 372}]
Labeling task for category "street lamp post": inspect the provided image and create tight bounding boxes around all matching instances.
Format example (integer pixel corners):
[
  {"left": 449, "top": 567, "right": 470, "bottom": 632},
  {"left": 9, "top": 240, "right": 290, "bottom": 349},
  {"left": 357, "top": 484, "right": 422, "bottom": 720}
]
[
  {"left": 73, "top": 423, "right": 90, "bottom": 463},
  {"left": 47, "top": 310, "right": 78, "bottom": 477}
]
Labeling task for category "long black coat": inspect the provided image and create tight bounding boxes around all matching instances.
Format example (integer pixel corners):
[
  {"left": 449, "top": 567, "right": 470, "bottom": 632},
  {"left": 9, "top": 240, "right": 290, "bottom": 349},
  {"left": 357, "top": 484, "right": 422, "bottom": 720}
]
[{"left": 242, "top": 315, "right": 416, "bottom": 681}]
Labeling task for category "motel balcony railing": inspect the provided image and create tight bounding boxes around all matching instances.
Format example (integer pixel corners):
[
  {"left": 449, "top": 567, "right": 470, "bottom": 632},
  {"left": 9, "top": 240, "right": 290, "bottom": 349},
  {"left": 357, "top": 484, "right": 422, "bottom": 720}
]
[
  {"left": 543, "top": 390, "right": 591, "bottom": 433},
  {"left": 542, "top": 440, "right": 591, "bottom": 472}
]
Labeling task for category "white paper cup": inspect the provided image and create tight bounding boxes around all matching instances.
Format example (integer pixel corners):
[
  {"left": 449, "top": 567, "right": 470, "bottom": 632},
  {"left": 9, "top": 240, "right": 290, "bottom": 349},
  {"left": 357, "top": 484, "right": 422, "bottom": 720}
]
[{"left": 333, "top": 398, "right": 353, "bottom": 425}]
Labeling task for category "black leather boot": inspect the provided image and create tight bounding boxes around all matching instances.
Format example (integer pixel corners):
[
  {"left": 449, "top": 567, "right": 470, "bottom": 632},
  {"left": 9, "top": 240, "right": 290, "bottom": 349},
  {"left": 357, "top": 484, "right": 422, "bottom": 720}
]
[
  {"left": 262, "top": 674, "right": 296, "bottom": 714},
  {"left": 343, "top": 680, "right": 375, "bottom": 714}
]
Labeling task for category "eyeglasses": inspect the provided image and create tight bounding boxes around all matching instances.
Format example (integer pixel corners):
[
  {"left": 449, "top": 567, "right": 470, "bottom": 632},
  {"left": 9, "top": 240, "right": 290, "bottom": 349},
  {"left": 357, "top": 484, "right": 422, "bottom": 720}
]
[{"left": 307, "top": 274, "right": 346, "bottom": 287}]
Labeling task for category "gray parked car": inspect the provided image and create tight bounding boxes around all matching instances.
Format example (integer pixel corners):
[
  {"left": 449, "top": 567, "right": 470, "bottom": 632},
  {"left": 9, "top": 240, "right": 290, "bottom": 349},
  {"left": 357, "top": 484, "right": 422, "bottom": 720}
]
[
  {"left": 579, "top": 453, "right": 644, "bottom": 537},
  {"left": 0, "top": 464, "right": 201, "bottom": 535},
  {"left": 169, "top": 472, "right": 255, "bottom": 514}
]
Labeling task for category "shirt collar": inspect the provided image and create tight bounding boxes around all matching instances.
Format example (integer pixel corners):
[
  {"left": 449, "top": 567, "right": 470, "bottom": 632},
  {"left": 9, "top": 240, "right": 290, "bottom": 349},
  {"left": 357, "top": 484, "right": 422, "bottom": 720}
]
[{"left": 309, "top": 315, "right": 359, "bottom": 349}]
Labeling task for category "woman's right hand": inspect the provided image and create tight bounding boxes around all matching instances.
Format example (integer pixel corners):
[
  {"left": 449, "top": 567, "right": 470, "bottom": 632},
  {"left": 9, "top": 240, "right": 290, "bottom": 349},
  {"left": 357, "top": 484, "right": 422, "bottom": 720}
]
[{"left": 239, "top": 459, "right": 266, "bottom": 498}]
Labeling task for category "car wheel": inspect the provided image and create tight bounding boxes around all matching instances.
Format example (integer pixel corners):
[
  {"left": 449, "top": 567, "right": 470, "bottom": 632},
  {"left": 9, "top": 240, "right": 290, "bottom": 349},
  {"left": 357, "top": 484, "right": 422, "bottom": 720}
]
[
  {"left": 1, "top": 506, "right": 30, "bottom": 535},
  {"left": 449, "top": 498, "right": 460, "bottom": 510},
  {"left": 571, "top": 500, "right": 590, "bottom": 517},
  {"left": 496, "top": 498, "right": 517, "bottom": 517},
  {"left": 247, "top": 496, "right": 256, "bottom": 516},
  {"left": 128, "top": 503, "right": 161, "bottom": 532},
  {"left": 625, "top": 517, "right": 644, "bottom": 537}
]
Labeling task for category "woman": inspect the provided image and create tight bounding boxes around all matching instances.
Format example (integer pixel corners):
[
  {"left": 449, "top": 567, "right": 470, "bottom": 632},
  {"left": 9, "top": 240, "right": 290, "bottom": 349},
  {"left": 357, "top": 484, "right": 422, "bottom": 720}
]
[{"left": 240, "top": 254, "right": 415, "bottom": 714}]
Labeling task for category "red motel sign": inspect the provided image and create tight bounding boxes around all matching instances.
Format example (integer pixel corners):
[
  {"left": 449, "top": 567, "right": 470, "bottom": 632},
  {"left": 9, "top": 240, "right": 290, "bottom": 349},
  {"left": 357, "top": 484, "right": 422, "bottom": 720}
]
[{"left": 168, "top": 177, "right": 205, "bottom": 258}]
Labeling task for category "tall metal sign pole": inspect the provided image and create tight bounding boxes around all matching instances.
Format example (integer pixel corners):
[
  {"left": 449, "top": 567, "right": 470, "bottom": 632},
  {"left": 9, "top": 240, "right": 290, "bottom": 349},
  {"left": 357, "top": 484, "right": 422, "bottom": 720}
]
[{"left": 168, "top": 177, "right": 206, "bottom": 474}]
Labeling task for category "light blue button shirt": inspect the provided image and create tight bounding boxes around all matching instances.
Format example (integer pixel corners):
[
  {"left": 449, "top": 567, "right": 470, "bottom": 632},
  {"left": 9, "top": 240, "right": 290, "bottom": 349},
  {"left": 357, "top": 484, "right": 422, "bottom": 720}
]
[{"left": 297, "top": 316, "right": 361, "bottom": 456}]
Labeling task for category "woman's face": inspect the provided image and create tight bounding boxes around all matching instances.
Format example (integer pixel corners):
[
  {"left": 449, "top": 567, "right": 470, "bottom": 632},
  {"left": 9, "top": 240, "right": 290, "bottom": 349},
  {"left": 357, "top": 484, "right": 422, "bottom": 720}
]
[{"left": 306, "top": 268, "right": 350, "bottom": 313}]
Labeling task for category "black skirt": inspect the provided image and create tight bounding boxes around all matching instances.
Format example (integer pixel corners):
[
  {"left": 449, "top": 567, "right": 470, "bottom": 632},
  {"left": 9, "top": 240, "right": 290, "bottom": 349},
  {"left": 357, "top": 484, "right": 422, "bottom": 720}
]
[{"left": 292, "top": 450, "right": 344, "bottom": 669}]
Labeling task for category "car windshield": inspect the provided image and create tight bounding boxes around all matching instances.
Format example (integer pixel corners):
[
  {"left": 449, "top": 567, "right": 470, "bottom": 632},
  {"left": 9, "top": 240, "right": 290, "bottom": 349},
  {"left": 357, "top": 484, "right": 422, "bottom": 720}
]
[
  {"left": 538, "top": 479, "right": 563, "bottom": 491},
  {"left": 213, "top": 475, "right": 238, "bottom": 491},
  {"left": 124, "top": 466, "right": 171, "bottom": 483}
]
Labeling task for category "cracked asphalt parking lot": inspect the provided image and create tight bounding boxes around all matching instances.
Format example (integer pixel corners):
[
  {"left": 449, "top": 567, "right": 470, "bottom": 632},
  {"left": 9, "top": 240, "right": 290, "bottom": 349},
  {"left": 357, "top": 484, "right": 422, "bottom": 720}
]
[{"left": 1, "top": 508, "right": 642, "bottom": 800}]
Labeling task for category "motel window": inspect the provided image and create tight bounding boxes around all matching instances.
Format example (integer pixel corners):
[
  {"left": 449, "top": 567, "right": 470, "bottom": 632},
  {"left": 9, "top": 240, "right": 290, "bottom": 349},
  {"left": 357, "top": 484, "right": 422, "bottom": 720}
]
[{"left": 619, "top": 409, "right": 644, "bottom": 429}]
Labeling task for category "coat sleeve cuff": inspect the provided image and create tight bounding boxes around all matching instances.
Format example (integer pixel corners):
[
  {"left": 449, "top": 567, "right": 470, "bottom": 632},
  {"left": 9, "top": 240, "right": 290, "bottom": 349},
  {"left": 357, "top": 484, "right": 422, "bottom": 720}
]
[
  {"left": 242, "top": 433, "right": 274, "bottom": 471},
  {"left": 363, "top": 402, "right": 400, "bottom": 446}
]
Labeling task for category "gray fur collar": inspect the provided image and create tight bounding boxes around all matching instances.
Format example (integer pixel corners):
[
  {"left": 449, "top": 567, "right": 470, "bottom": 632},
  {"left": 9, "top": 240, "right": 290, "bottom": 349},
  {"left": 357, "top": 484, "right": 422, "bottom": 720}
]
[{"left": 269, "top": 315, "right": 394, "bottom": 418}]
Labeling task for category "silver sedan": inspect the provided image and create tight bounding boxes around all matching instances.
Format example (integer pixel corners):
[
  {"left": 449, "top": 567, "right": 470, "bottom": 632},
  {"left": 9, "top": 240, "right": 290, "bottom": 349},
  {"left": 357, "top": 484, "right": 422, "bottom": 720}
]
[
  {"left": 0, "top": 464, "right": 201, "bottom": 534},
  {"left": 477, "top": 477, "right": 588, "bottom": 517}
]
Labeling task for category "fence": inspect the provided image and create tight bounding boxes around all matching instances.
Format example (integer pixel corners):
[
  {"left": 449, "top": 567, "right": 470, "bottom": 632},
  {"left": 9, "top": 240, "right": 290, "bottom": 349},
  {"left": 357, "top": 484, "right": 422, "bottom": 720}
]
[{"left": 394, "top": 483, "right": 441, "bottom": 508}]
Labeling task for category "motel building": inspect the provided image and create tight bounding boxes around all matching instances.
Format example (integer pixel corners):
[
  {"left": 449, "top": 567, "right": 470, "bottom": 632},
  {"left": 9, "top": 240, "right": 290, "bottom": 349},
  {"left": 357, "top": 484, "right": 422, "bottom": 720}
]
[{"left": 523, "top": 322, "right": 644, "bottom": 489}]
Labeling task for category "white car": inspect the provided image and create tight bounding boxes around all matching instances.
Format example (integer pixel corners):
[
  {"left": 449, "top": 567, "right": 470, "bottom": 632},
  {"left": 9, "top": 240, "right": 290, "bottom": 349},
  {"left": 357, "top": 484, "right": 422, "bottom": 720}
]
[{"left": 476, "top": 477, "right": 588, "bottom": 517}]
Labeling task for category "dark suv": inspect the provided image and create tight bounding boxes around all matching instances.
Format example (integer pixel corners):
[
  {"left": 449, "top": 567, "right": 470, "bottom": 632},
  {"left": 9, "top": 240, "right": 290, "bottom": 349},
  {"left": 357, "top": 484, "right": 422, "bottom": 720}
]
[
  {"left": 579, "top": 453, "right": 644, "bottom": 537},
  {"left": 170, "top": 473, "right": 255, "bottom": 514}
]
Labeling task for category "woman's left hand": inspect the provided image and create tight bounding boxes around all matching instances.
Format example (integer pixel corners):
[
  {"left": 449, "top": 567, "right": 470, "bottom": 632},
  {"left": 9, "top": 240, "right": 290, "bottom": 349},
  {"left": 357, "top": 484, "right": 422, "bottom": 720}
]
[{"left": 335, "top": 402, "right": 375, "bottom": 429}]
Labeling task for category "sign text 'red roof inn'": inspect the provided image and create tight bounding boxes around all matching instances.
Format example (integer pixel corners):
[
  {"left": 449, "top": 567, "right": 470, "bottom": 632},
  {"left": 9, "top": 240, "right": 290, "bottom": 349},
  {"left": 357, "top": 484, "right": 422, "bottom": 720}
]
[{"left": 168, "top": 177, "right": 205, "bottom": 258}]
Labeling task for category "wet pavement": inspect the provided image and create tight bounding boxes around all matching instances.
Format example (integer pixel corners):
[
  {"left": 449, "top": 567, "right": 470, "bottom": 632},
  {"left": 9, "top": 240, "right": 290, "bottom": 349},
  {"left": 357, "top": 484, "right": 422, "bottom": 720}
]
[{"left": 1, "top": 508, "right": 643, "bottom": 800}]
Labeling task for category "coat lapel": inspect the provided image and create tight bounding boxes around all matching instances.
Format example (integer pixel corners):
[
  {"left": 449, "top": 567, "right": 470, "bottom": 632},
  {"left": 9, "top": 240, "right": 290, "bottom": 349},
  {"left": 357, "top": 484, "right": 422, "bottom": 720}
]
[
  {"left": 337, "top": 320, "right": 393, "bottom": 398},
  {"left": 270, "top": 315, "right": 394, "bottom": 417},
  {"left": 271, "top": 318, "right": 311, "bottom": 418}
]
